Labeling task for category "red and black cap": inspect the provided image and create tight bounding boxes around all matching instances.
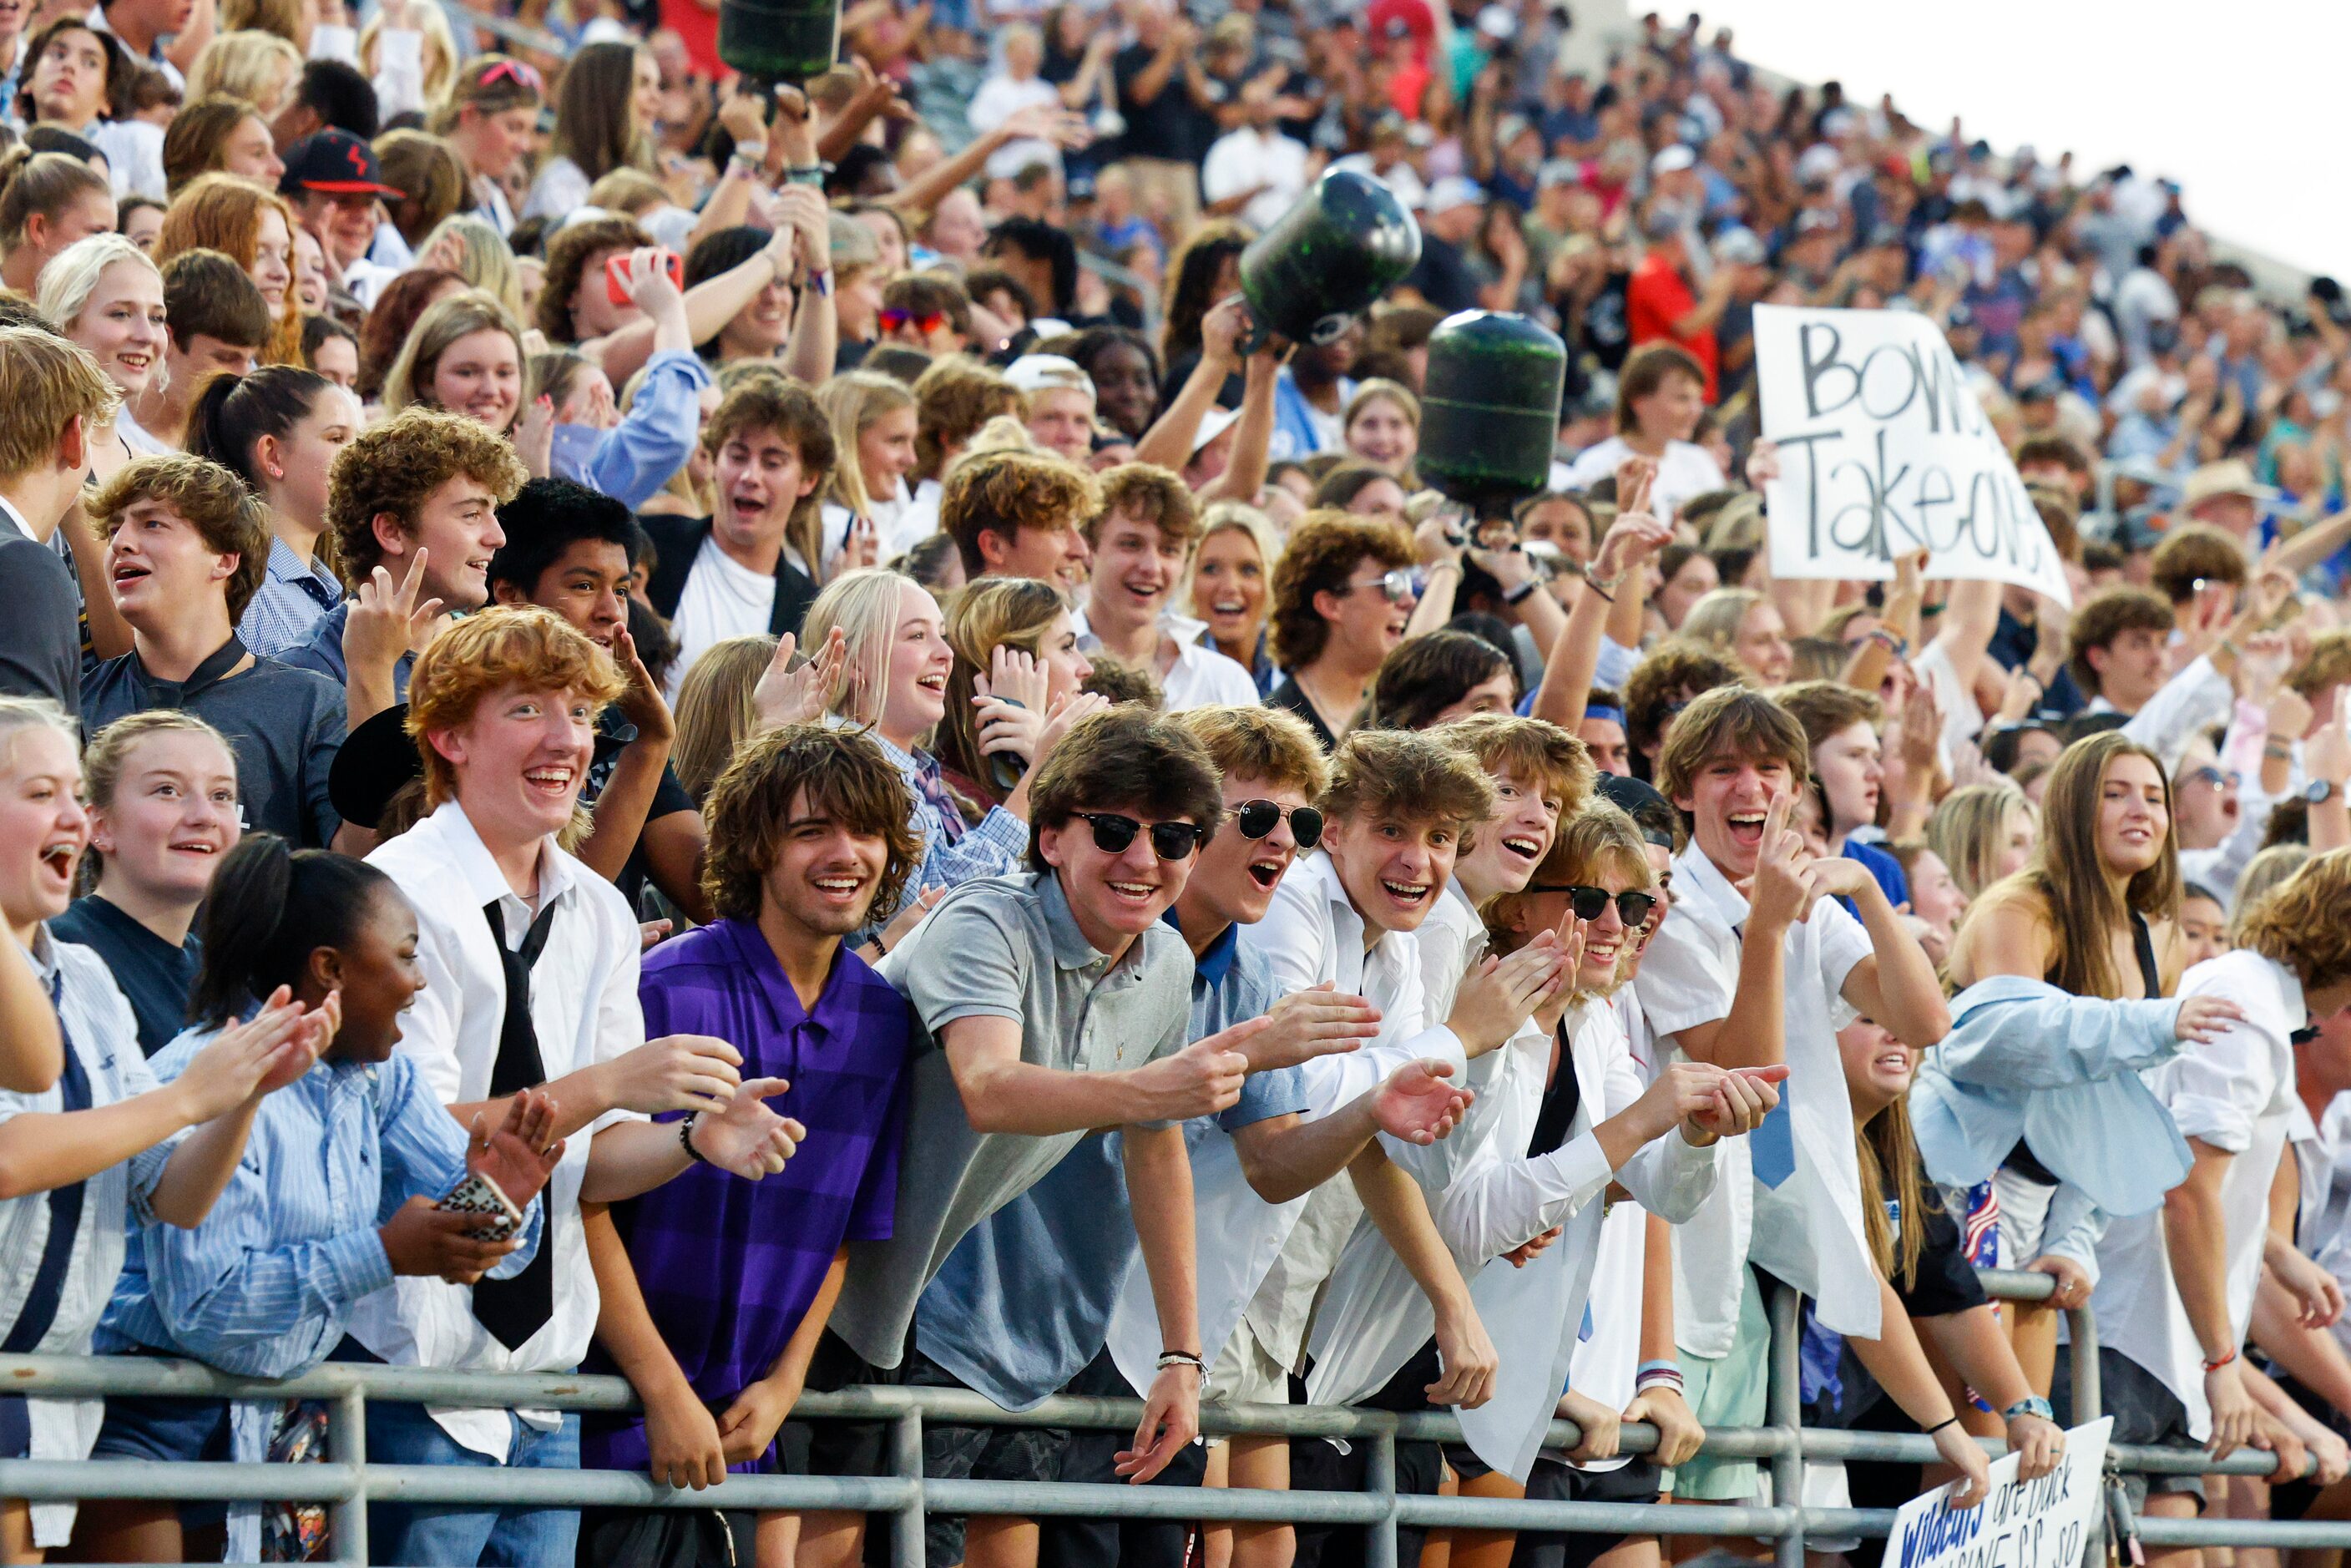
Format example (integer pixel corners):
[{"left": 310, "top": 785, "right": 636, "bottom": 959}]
[{"left": 278, "top": 129, "right": 404, "bottom": 198}]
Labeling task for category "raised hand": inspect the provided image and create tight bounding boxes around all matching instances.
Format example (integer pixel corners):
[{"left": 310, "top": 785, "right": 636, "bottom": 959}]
[
  {"left": 1032, "top": 691, "right": 1112, "bottom": 771},
  {"left": 609, "top": 625, "right": 675, "bottom": 743},
  {"left": 344, "top": 550, "right": 443, "bottom": 675},
  {"left": 175, "top": 988, "right": 317, "bottom": 1121},
  {"left": 1371, "top": 1058, "right": 1472, "bottom": 1146},
  {"left": 515, "top": 394, "right": 555, "bottom": 478},
  {"left": 1126, "top": 1024, "right": 1263, "bottom": 1120},
  {"left": 468, "top": 1088, "right": 564, "bottom": 1211},
  {"left": 2173, "top": 994, "right": 2245, "bottom": 1045},
  {"left": 1201, "top": 294, "right": 1251, "bottom": 370},
  {"left": 1247, "top": 983, "right": 1381, "bottom": 1071},
  {"left": 1686, "top": 1063, "right": 1786, "bottom": 1143},
  {"left": 1592, "top": 509, "right": 1675, "bottom": 581},
  {"left": 1530, "top": 918, "right": 1590, "bottom": 1037},
  {"left": 1447, "top": 943, "right": 1570, "bottom": 1055},
  {"left": 686, "top": 1077, "right": 805, "bottom": 1179},
  {"left": 1742, "top": 794, "right": 1818, "bottom": 931},
  {"left": 751, "top": 627, "right": 850, "bottom": 730},
  {"left": 986, "top": 645, "right": 1049, "bottom": 713},
  {"left": 601, "top": 1034, "right": 743, "bottom": 1115},
  {"left": 1612, "top": 453, "right": 1657, "bottom": 517}
]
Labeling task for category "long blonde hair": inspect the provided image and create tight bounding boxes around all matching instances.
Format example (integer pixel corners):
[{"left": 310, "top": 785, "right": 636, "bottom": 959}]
[
  {"left": 817, "top": 371, "right": 914, "bottom": 520},
  {"left": 1855, "top": 1082, "right": 1929, "bottom": 1289},
  {"left": 185, "top": 29, "right": 301, "bottom": 114},
  {"left": 805, "top": 569, "right": 925, "bottom": 734},
  {"left": 671, "top": 635, "right": 776, "bottom": 804},
  {"left": 1924, "top": 782, "right": 2032, "bottom": 903}
]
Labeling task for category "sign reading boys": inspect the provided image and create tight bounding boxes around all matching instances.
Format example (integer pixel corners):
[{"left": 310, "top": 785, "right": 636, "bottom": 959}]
[
  {"left": 1754, "top": 305, "right": 2072, "bottom": 605},
  {"left": 1889, "top": 1417, "right": 2112, "bottom": 1568}
]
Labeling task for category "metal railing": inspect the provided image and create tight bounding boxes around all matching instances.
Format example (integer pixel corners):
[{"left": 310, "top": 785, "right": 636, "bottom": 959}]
[{"left": 4, "top": 1268, "right": 2347, "bottom": 1566}]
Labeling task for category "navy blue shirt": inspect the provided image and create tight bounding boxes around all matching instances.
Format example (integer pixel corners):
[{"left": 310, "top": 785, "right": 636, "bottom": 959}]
[{"left": 48, "top": 896, "right": 197, "bottom": 1057}]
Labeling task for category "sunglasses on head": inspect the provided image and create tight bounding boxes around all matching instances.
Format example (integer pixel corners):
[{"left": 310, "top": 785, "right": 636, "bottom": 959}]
[
  {"left": 1532, "top": 884, "right": 1660, "bottom": 928},
  {"left": 2182, "top": 766, "right": 2235, "bottom": 791},
  {"left": 1073, "top": 811, "right": 1204, "bottom": 860},
  {"left": 477, "top": 58, "right": 543, "bottom": 92},
  {"left": 1347, "top": 568, "right": 1417, "bottom": 604},
  {"left": 1231, "top": 798, "right": 1323, "bottom": 849},
  {"left": 880, "top": 307, "right": 949, "bottom": 335}
]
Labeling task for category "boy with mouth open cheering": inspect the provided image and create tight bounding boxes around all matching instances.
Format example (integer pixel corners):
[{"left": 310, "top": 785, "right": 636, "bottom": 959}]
[
  {"left": 1633, "top": 685, "right": 1960, "bottom": 1510},
  {"left": 826, "top": 706, "right": 1282, "bottom": 1564}
]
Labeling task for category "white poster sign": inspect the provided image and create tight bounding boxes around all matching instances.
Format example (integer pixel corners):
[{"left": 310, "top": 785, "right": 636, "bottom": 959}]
[
  {"left": 1887, "top": 1417, "right": 2112, "bottom": 1568},
  {"left": 1754, "top": 305, "right": 2072, "bottom": 605}
]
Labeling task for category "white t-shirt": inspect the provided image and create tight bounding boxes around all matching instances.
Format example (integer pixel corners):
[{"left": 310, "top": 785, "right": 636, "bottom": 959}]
[
  {"left": 1634, "top": 847, "right": 1879, "bottom": 1353},
  {"left": 2086, "top": 949, "right": 2299, "bottom": 1437},
  {"left": 1555, "top": 437, "right": 1725, "bottom": 524},
  {"left": 665, "top": 536, "right": 777, "bottom": 701},
  {"left": 1201, "top": 127, "right": 1313, "bottom": 233},
  {"left": 966, "top": 74, "right": 1063, "bottom": 180}
]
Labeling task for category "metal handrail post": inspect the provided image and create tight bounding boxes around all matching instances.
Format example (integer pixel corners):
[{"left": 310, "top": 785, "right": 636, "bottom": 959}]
[
  {"left": 2067, "top": 1307, "right": 2104, "bottom": 1566},
  {"left": 331, "top": 1388, "right": 367, "bottom": 1567},
  {"left": 892, "top": 1409, "right": 924, "bottom": 1568},
  {"left": 1767, "top": 1282, "right": 1804, "bottom": 1568},
  {"left": 1367, "top": 1425, "right": 1398, "bottom": 1568}
]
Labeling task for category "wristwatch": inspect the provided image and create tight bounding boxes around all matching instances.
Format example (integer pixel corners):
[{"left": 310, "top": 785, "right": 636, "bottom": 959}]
[
  {"left": 2002, "top": 1395, "right": 2055, "bottom": 1424},
  {"left": 2308, "top": 778, "right": 2338, "bottom": 806}
]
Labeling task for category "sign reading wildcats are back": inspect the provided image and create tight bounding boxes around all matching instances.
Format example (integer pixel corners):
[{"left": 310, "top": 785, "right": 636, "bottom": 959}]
[
  {"left": 1754, "top": 304, "right": 2073, "bottom": 606},
  {"left": 1889, "top": 1417, "right": 2111, "bottom": 1568}
]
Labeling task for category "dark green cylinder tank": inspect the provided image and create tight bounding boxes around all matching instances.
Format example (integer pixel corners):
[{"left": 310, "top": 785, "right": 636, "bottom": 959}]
[
  {"left": 718, "top": 0, "right": 841, "bottom": 84},
  {"left": 1417, "top": 310, "right": 1566, "bottom": 516},
  {"left": 1239, "top": 169, "right": 1421, "bottom": 346}
]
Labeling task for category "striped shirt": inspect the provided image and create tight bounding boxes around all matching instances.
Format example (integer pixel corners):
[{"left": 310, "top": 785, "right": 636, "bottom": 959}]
[
  {"left": 582, "top": 920, "right": 912, "bottom": 1471},
  {"left": 2, "top": 928, "right": 175, "bottom": 1549},
  {"left": 98, "top": 1039, "right": 543, "bottom": 1378},
  {"left": 236, "top": 538, "right": 345, "bottom": 660}
]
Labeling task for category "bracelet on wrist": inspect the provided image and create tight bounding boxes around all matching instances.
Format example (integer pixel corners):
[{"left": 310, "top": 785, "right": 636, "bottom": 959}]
[
  {"left": 679, "top": 1110, "right": 708, "bottom": 1165},
  {"left": 1504, "top": 578, "right": 1539, "bottom": 605},
  {"left": 1584, "top": 577, "right": 1617, "bottom": 604},
  {"left": 2203, "top": 1348, "right": 2239, "bottom": 1373},
  {"left": 729, "top": 140, "right": 768, "bottom": 169},
  {"left": 784, "top": 162, "right": 831, "bottom": 188},
  {"left": 1155, "top": 1350, "right": 1208, "bottom": 1388},
  {"left": 2002, "top": 1396, "right": 2055, "bottom": 1424},
  {"left": 1924, "top": 1415, "right": 1961, "bottom": 1435}
]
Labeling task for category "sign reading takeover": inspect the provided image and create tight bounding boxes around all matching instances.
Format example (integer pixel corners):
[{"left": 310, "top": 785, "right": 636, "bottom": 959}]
[
  {"left": 1889, "top": 1417, "right": 2113, "bottom": 1568},
  {"left": 1754, "top": 304, "right": 2074, "bottom": 607}
]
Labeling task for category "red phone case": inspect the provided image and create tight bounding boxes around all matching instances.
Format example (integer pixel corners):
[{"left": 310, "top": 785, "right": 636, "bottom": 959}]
[{"left": 606, "top": 250, "right": 683, "bottom": 306}]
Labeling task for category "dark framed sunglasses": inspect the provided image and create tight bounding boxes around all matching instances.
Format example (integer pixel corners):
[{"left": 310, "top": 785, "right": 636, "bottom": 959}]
[
  {"left": 2181, "top": 766, "right": 2236, "bottom": 792},
  {"left": 880, "top": 306, "right": 949, "bottom": 335},
  {"left": 1532, "top": 884, "right": 1660, "bottom": 928},
  {"left": 1073, "top": 811, "right": 1204, "bottom": 860},
  {"left": 1231, "top": 798, "right": 1323, "bottom": 849}
]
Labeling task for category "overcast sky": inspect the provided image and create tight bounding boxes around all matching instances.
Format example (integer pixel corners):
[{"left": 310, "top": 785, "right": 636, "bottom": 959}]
[{"left": 1689, "top": 0, "right": 2348, "bottom": 279}]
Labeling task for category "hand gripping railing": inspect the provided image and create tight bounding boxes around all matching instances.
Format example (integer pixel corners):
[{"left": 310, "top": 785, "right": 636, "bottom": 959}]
[{"left": 3, "top": 1267, "right": 2346, "bottom": 1566}]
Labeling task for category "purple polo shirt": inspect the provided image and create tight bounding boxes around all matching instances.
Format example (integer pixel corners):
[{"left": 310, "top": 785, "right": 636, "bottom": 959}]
[{"left": 581, "top": 918, "right": 912, "bottom": 1472}]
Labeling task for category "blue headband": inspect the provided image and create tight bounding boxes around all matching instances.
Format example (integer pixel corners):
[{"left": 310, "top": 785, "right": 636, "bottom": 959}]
[{"left": 1586, "top": 704, "right": 1626, "bottom": 727}]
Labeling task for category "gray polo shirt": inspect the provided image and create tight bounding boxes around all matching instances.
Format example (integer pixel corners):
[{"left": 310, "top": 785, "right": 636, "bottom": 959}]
[{"left": 837, "top": 870, "right": 1192, "bottom": 1370}]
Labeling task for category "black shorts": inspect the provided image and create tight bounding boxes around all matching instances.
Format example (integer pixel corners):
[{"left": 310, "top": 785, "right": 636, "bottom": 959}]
[
  {"left": 905, "top": 1348, "right": 1069, "bottom": 1568},
  {"left": 2053, "top": 1346, "right": 2206, "bottom": 1515},
  {"left": 1038, "top": 1348, "right": 1206, "bottom": 1568},
  {"left": 774, "top": 1328, "right": 900, "bottom": 1481},
  {"left": 2260, "top": 1371, "right": 2351, "bottom": 1522},
  {"left": 1290, "top": 1342, "right": 1448, "bottom": 1568},
  {"left": 1444, "top": 1449, "right": 1664, "bottom": 1568}
]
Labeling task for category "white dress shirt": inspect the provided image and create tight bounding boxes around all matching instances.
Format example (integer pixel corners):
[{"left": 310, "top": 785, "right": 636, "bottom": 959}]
[
  {"left": 1071, "top": 606, "right": 1261, "bottom": 713},
  {"left": 1633, "top": 847, "right": 1880, "bottom": 1352},
  {"left": 3, "top": 928, "right": 174, "bottom": 1546},
  {"left": 2086, "top": 949, "right": 2298, "bottom": 1438},
  {"left": 358, "top": 801, "right": 647, "bottom": 1460},
  {"left": 1308, "top": 996, "right": 1716, "bottom": 1479},
  {"left": 1236, "top": 850, "right": 1469, "bottom": 1369}
]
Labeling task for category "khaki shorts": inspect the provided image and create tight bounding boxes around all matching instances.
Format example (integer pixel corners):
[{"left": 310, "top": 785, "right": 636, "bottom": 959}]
[
  {"left": 1206, "top": 1318, "right": 1293, "bottom": 1439},
  {"left": 1674, "top": 1268, "right": 1769, "bottom": 1501}
]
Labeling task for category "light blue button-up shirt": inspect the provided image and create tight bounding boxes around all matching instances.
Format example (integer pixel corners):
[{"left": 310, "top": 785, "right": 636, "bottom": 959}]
[{"left": 236, "top": 538, "right": 345, "bottom": 660}]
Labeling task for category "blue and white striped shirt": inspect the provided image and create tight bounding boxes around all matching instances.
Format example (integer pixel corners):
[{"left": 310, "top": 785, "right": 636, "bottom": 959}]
[
  {"left": 98, "top": 1031, "right": 542, "bottom": 1378},
  {"left": 235, "top": 538, "right": 345, "bottom": 661}
]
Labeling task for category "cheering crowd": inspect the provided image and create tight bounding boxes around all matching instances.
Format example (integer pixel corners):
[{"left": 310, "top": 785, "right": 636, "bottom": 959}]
[{"left": 3, "top": 1, "right": 2351, "bottom": 1565}]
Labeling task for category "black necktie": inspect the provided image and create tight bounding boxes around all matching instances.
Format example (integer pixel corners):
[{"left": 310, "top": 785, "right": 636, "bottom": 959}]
[
  {"left": 470, "top": 899, "right": 559, "bottom": 1352},
  {"left": 1527, "top": 1018, "right": 1583, "bottom": 1158},
  {"left": 3, "top": 970, "right": 93, "bottom": 1354}
]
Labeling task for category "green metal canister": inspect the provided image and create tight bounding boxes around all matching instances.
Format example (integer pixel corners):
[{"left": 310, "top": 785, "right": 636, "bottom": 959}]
[
  {"left": 718, "top": 0, "right": 842, "bottom": 84},
  {"left": 1417, "top": 310, "right": 1566, "bottom": 517},
  {"left": 1238, "top": 169, "right": 1422, "bottom": 347}
]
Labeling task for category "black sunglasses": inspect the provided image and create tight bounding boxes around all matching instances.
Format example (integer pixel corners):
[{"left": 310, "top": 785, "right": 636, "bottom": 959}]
[
  {"left": 1532, "top": 884, "right": 1661, "bottom": 928},
  {"left": 1231, "top": 799, "right": 1324, "bottom": 849},
  {"left": 1073, "top": 811, "right": 1204, "bottom": 860}
]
